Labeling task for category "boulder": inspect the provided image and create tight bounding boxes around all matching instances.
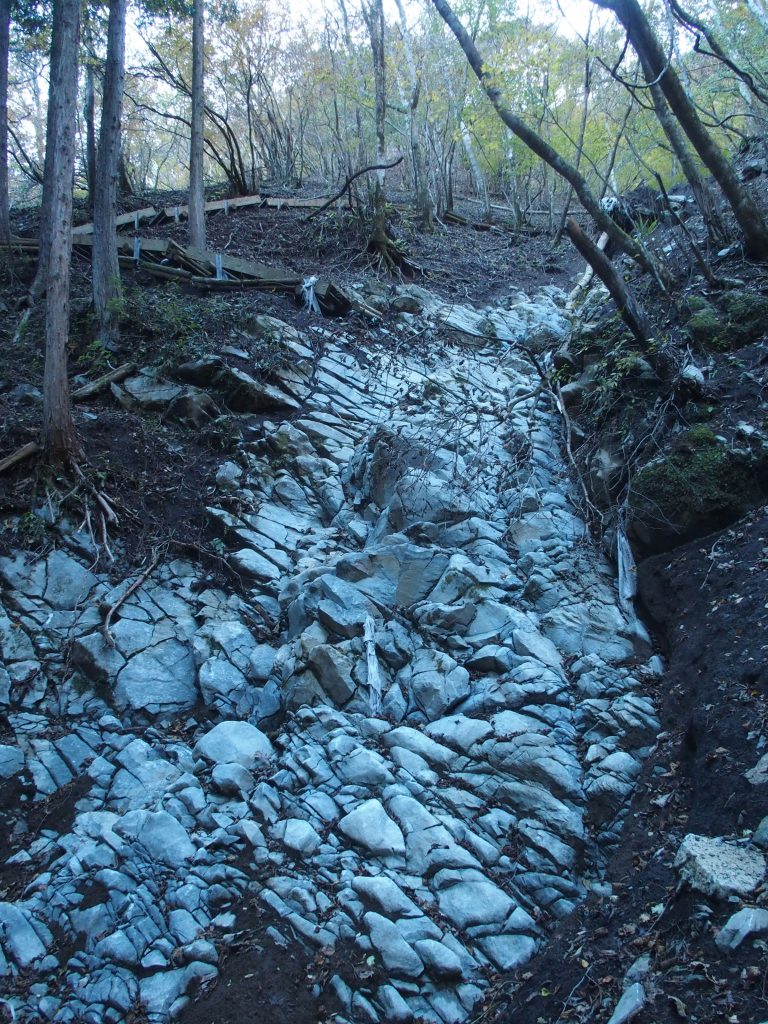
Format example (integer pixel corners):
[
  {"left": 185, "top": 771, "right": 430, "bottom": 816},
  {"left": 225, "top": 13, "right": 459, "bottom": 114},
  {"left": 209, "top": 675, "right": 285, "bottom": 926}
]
[
  {"left": 194, "top": 720, "right": 274, "bottom": 768},
  {"left": 674, "top": 834, "right": 765, "bottom": 898}
]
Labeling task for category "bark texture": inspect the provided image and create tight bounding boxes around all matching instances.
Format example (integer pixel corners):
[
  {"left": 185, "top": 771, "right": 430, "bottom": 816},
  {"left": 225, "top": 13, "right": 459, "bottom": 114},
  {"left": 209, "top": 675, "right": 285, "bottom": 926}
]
[
  {"left": 362, "top": 0, "right": 388, "bottom": 247},
  {"left": 92, "top": 0, "right": 128, "bottom": 349},
  {"left": 43, "top": 0, "right": 81, "bottom": 461},
  {"left": 188, "top": 0, "right": 206, "bottom": 249},
  {"left": 0, "top": 0, "right": 10, "bottom": 241}
]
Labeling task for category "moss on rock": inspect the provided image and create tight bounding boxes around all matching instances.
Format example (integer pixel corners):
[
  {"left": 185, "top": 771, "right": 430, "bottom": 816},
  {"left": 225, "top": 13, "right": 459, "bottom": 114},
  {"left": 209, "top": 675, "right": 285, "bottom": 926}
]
[
  {"left": 683, "top": 289, "right": 768, "bottom": 352},
  {"left": 629, "top": 427, "right": 764, "bottom": 550}
]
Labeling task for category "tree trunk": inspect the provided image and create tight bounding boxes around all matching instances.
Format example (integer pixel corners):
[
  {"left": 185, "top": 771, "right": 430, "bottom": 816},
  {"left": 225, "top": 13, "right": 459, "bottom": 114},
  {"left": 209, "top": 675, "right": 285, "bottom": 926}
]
[
  {"left": 83, "top": 60, "right": 97, "bottom": 212},
  {"left": 554, "top": 46, "right": 592, "bottom": 245},
  {"left": 188, "top": 0, "right": 205, "bottom": 249},
  {"left": 82, "top": 11, "right": 97, "bottom": 213},
  {"left": 566, "top": 218, "right": 648, "bottom": 346},
  {"left": 362, "top": 0, "right": 388, "bottom": 247},
  {"left": 43, "top": 0, "right": 81, "bottom": 462},
  {"left": 639, "top": 54, "right": 727, "bottom": 246},
  {"left": 429, "top": 0, "right": 662, "bottom": 276},
  {"left": 30, "top": 4, "right": 69, "bottom": 303},
  {"left": 394, "top": 0, "right": 433, "bottom": 230},
  {"left": 0, "top": 0, "right": 10, "bottom": 242},
  {"left": 594, "top": 0, "right": 768, "bottom": 259},
  {"left": 92, "top": 0, "right": 127, "bottom": 351}
]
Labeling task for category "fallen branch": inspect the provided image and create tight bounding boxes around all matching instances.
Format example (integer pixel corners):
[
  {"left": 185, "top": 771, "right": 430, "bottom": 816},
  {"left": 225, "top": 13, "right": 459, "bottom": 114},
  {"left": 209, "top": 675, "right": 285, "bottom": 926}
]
[
  {"left": 72, "top": 362, "right": 137, "bottom": 401},
  {"left": 101, "top": 549, "right": 160, "bottom": 647},
  {"left": 306, "top": 157, "right": 404, "bottom": 220},
  {"left": 0, "top": 441, "right": 41, "bottom": 475}
]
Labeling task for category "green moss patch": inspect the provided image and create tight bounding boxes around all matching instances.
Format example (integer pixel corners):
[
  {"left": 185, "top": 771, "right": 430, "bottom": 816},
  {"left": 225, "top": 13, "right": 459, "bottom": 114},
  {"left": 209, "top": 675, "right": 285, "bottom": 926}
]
[
  {"left": 683, "top": 289, "right": 768, "bottom": 351},
  {"left": 629, "top": 427, "right": 764, "bottom": 548}
]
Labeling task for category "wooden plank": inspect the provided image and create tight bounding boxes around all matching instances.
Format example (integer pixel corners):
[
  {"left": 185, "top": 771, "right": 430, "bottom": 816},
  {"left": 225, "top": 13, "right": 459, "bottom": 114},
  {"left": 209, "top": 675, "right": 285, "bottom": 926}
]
[
  {"left": 120, "top": 258, "right": 193, "bottom": 282},
  {"left": 0, "top": 236, "right": 39, "bottom": 251},
  {"left": 73, "top": 206, "right": 158, "bottom": 236},
  {"left": 189, "top": 275, "right": 297, "bottom": 292},
  {"left": 115, "top": 236, "right": 170, "bottom": 257},
  {"left": 161, "top": 194, "right": 268, "bottom": 222}
]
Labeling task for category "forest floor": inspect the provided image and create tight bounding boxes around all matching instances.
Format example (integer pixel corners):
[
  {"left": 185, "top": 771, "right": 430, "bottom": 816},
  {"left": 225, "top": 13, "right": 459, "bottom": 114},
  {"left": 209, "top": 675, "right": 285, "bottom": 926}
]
[{"left": 1, "top": 188, "right": 768, "bottom": 1024}]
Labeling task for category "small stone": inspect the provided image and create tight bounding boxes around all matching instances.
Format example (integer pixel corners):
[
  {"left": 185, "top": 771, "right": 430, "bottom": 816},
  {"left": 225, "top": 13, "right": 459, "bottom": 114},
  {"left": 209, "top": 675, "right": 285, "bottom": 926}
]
[
  {"left": 194, "top": 721, "right": 274, "bottom": 769},
  {"left": 377, "top": 984, "right": 413, "bottom": 1023},
  {"left": 364, "top": 912, "right": 423, "bottom": 978},
  {"left": 275, "top": 819, "right": 322, "bottom": 857},
  {"left": 0, "top": 744, "right": 24, "bottom": 779},
  {"left": 715, "top": 907, "right": 768, "bottom": 951},
  {"left": 436, "top": 879, "right": 514, "bottom": 929},
  {"left": 211, "top": 763, "right": 255, "bottom": 796},
  {"left": 413, "top": 939, "right": 463, "bottom": 979},
  {"left": 753, "top": 816, "right": 768, "bottom": 849},
  {"left": 606, "top": 983, "right": 645, "bottom": 1024},
  {"left": 746, "top": 753, "right": 768, "bottom": 786},
  {"left": 216, "top": 461, "right": 243, "bottom": 492},
  {"left": 339, "top": 800, "right": 405, "bottom": 857},
  {"left": 475, "top": 934, "right": 536, "bottom": 972}
]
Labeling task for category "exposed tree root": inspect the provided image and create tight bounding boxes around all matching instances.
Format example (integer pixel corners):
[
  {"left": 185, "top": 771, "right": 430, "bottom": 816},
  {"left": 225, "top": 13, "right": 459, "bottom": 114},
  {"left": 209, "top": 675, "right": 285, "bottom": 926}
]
[
  {"left": 101, "top": 547, "right": 160, "bottom": 647},
  {"left": 366, "top": 235, "right": 422, "bottom": 276}
]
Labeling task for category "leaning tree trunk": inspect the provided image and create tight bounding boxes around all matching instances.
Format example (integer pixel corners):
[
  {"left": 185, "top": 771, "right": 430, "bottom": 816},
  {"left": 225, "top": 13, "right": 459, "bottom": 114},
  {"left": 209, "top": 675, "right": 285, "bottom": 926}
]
[
  {"left": 593, "top": 0, "right": 768, "bottom": 259},
  {"left": 639, "top": 54, "right": 727, "bottom": 247},
  {"left": 92, "top": 0, "right": 127, "bottom": 351},
  {"left": 429, "top": 0, "right": 664, "bottom": 277},
  {"left": 43, "top": 0, "right": 81, "bottom": 462},
  {"left": 188, "top": 0, "right": 205, "bottom": 249}
]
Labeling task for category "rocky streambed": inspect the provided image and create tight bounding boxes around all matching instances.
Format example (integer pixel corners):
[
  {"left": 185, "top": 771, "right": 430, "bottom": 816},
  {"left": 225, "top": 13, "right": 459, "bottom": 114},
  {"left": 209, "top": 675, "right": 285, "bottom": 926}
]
[{"left": 0, "top": 283, "right": 661, "bottom": 1023}]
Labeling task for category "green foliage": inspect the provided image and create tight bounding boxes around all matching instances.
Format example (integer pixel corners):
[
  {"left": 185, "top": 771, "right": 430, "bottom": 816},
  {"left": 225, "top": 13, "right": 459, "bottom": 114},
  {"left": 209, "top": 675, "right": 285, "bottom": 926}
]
[
  {"left": 630, "top": 428, "right": 762, "bottom": 535},
  {"left": 683, "top": 290, "right": 768, "bottom": 352},
  {"left": 117, "top": 285, "right": 226, "bottom": 364}
]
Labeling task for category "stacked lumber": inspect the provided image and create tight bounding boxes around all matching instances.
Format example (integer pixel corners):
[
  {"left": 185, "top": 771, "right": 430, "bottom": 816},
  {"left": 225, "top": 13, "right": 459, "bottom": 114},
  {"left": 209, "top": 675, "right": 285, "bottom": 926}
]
[{"left": 0, "top": 231, "right": 362, "bottom": 316}]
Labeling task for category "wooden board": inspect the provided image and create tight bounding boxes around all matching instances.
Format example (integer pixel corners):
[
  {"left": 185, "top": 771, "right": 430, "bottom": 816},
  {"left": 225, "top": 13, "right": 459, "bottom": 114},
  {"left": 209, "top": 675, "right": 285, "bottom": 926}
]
[{"left": 72, "top": 206, "right": 158, "bottom": 236}]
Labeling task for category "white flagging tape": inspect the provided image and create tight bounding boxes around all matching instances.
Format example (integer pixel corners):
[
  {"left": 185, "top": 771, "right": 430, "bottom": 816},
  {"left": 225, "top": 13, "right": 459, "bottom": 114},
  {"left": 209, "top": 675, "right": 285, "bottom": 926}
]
[
  {"left": 302, "top": 275, "right": 321, "bottom": 314},
  {"left": 215, "top": 253, "right": 224, "bottom": 281},
  {"left": 133, "top": 237, "right": 141, "bottom": 264},
  {"left": 364, "top": 616, "right": 383, "bottom": 716}
]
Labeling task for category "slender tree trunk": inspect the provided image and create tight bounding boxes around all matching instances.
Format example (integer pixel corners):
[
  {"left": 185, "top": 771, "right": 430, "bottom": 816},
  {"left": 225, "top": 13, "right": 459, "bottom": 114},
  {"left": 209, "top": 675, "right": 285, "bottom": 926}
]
[
  {"left": 0, "top": 0, "right": 10, "bottom": 242},
  {"left": 188, "top": 0, "right": 205, "bottom": 249},
  {"left": 29, "top": 5, "right": 68, "bottom": 304},
  {"left": 555, "top": 48, "right": 592, "bottom": 245},
  {"left": 338, "top": 0, "right": 366, "bottom": 186},
  {"left": 593, "top": 0, "right": 768, "bottom": 259},
  {"left": 394, "top": 0, "right": 433, "bottom": 230},
  {"left": 43, "top": 0, "right": 81, "bottom": 462},
  {"left": 83, "top": 60, "right": 97, "bottom": 212},
  {"left": 92, "top": 0, "right": 127, "bottom": 350},
  {"left": 362, "top": 0, "right": 388, "bottom": 247},
  {"left": 639, "top": 54, "right": 727, "bottom": 246},
  {"left": 82, "top": 11, "right": 97, "bottom": 214},
  {"left": 430, "top": 0, "right": 661, "bottom": 276}
]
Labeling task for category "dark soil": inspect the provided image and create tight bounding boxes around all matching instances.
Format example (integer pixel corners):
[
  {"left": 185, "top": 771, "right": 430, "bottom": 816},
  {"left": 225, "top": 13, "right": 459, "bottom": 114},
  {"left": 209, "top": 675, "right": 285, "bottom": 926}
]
[{"left": 2, "top": 185, "right": 768, "bottom": 1024}]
